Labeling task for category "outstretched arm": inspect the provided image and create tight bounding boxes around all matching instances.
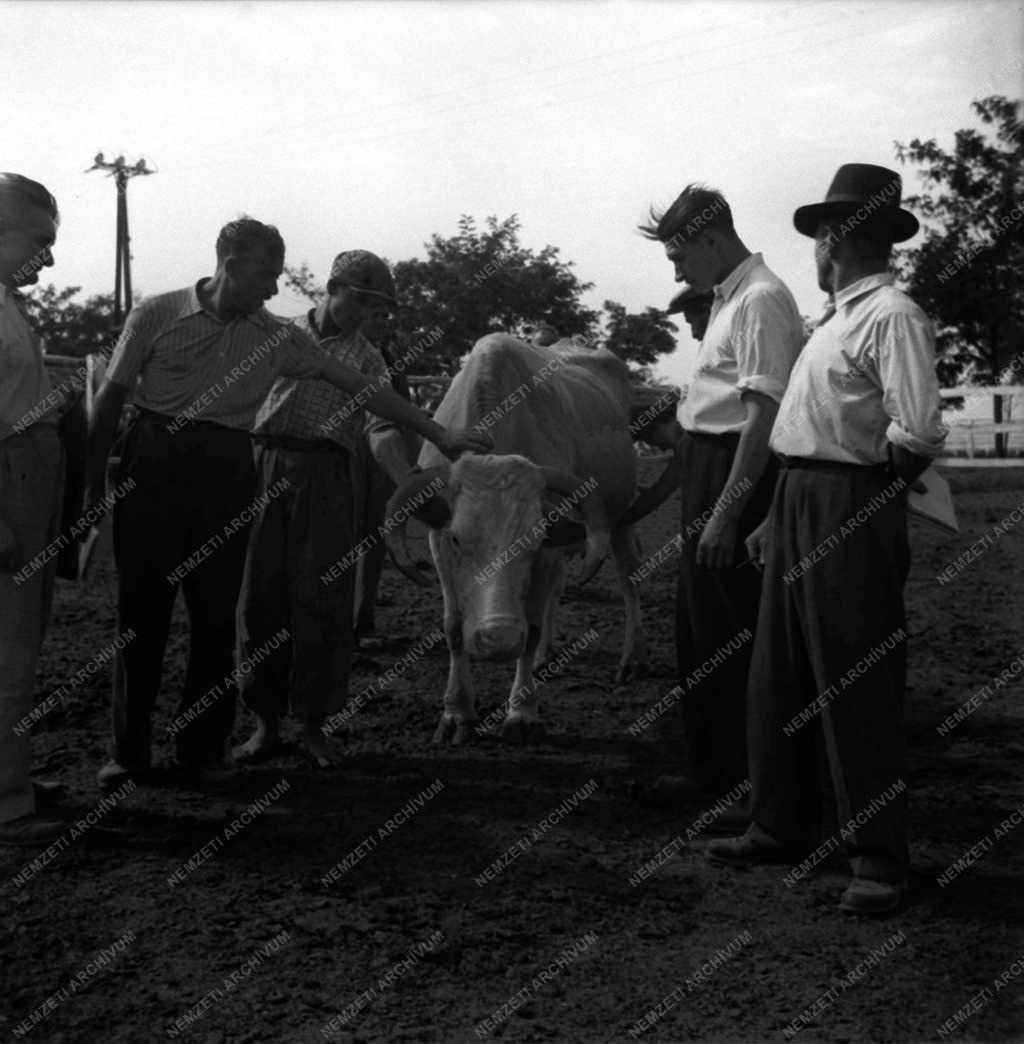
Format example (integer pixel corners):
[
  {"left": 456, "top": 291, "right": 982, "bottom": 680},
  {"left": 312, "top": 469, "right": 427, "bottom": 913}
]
[{"left": 318, "top": 358, "right": 491, "bottom": 459}]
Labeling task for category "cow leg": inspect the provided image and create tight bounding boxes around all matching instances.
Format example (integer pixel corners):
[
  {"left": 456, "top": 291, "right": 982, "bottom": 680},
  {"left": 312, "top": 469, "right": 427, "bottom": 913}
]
[
  {"left": 430, "top": 529, "right": 479, "bottom": 746},
  {"left": 503, "top": 555, "right": 562, "bottom": 744},
  {"left": 533, "top": 549, "right": 567, "bottom": 669},
  {"left": 611, "top": 524, "right": 643, "bottom": 684},
  {"left": 501, "top": 625, "right": 544, "bottom": 745}
]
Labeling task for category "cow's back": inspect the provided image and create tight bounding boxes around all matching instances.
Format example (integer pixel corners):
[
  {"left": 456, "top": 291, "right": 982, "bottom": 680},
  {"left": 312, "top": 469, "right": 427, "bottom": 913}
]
[{"left": 419, "top": 334, "right": 636, "bottom": 517}]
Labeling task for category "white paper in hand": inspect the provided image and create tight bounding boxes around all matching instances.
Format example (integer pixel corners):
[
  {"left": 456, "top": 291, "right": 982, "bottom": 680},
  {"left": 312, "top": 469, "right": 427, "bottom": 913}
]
[{"left": 906, "top": 467, "right": 958, "bottom": 535}]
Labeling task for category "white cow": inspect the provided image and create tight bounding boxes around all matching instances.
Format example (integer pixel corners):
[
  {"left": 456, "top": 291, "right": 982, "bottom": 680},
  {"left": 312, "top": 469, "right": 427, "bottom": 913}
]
[{"left": 385, "top": 334, "right": 679, "bottom": 745}]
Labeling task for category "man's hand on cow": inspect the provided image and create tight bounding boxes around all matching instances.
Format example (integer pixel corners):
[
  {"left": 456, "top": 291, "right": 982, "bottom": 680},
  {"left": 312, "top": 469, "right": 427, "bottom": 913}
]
[
  {"left": 696, "top": 512, "right": 738, "bottom": 569},
  {"left": 744, "top": 516, "right": 771, "bottom": 572},
  {"left": 436, "top": 427, "right": 494, "bottom": 460}
]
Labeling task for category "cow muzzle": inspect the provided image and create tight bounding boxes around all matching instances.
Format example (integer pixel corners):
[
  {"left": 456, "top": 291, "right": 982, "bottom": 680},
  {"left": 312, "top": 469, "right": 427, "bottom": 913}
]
[{"left": 466, "top": 616, "right": 526, "bottom": 661}]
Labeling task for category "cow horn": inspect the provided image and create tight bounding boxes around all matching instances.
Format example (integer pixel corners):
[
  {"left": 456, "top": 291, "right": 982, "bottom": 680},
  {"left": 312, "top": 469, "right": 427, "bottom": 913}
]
[
  {"left": 383, "top": 466, "right": 451, "bottom": 588},
  {"left": 539, "top": 467, "right": 611, "bottom": 584}
]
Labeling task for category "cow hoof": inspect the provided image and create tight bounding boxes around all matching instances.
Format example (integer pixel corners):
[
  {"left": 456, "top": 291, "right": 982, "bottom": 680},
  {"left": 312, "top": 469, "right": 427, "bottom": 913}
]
[
  {"left": 433, "top": 718, "right": 479, "bottom": 746},
  {"left": 501, "top": 718, "right": 546, "bottom": 745},
  {"left": 432, "top": 718, "right": 457, "bottom": 745}
]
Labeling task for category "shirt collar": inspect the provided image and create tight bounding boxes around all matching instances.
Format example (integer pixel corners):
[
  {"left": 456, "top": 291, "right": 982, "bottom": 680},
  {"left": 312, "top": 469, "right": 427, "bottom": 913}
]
[
  {"left": 713, "top": 252, "right": 763, "bottom": 304},
  {"left": 177, "top": 279, "right": 272, "bottom": 328},
  {"left": 834, "top": 271, "right": 894, "bottom": 312}
]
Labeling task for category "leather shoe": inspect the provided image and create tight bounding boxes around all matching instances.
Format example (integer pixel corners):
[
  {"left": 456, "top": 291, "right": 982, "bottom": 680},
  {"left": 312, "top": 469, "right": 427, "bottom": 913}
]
[
  {"left": 97, "top": 760, "right": 147, "bottom": 791},
  {"left": 839, "top": 877, "right": 905, "bottom": 916},
  {"left": 31, "top": 779, "right": 66, "bottom": 810},
  {"left": 705, "top": 823, "right": 795, "bottom": 867},
  {"left": 0, "top": 814, "right": 66, "bottom": 846}
]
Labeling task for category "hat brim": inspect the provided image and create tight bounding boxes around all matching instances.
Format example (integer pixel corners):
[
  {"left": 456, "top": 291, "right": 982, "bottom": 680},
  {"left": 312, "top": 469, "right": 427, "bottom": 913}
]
[
  {"left": 339, "top": 283, "right": 398, "bottom": 307},
  {"left": 793, "top": 201, "right": 919, "bottom": 243}
]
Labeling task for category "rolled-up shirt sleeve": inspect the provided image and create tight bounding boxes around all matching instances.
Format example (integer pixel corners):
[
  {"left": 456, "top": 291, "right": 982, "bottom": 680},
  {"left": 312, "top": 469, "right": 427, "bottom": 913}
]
[
  {"left": 734, "top": 289, "right": 804, "bottom": 404},
  {"left": 105, "top": 301, "right": 157, "bottom": 389},
  {"left": 877, "top": 311, "right": 948, "bottom": 457}
]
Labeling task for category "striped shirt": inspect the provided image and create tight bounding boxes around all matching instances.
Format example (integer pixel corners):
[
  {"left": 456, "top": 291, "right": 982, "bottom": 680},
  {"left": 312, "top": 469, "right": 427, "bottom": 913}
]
[
  {"left": 253, "top": 312, "right": 392, "bottom": 454},
  {"left": 105, "top": 282, "right": 325, "bottom": 431},
  {"left": 679, "top": 252, "right": 805, "bottom": 434},
  {"left": 0, "top": 286, "right": 58, "bottom": 441},
  {"left": 771, "top": 273, "right": 947, "bottom": 463}
]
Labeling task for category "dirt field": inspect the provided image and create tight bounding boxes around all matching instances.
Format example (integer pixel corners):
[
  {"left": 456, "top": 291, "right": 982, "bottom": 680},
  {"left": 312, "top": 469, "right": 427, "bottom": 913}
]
[{"left": 3, "top": 460, "right": 1024, "bottom": 1044}]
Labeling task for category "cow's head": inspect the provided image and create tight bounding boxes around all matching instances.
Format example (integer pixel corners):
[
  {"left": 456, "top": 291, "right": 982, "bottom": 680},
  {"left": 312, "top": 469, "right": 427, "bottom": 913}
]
[{"left": 384, "top": 454, "right": 610, "bottom": 661}]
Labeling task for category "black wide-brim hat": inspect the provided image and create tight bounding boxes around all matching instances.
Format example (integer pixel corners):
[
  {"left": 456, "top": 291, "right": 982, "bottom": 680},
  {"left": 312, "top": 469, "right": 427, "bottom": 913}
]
[{"left": 793, "top": 163, "right": 919, "bottom": 243}]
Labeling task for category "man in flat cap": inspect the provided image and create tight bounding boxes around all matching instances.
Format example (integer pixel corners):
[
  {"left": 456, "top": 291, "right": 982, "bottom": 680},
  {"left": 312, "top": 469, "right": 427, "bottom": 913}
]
[
  {"left": 0, "top": 172, "right": 65, "bottom": 843},
  {"left": 638, "top": 184, "right": 805, "bottom": 803},
  {"left": 708, "top": 164, "right": 947, "bottom": 916},
  {"left": 232, "top": 250, "right": 422, "bottom": 766},
  {"left": 88, "top": 226, "right": 491, "bottom": 789}
]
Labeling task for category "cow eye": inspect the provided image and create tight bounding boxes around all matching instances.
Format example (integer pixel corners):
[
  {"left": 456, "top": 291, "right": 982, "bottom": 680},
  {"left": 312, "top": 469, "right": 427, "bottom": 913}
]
[{"left": 449, "top": 532, "right": 461, "bottom": 552}]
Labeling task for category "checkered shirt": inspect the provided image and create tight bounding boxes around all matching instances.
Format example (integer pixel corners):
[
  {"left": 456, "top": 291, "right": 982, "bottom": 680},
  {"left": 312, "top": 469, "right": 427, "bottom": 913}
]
[
  {"left": 252, "top": 312, "right": 391, "bottom": 454},
  {"left": 105, "top": 282, "right": 325, "bottom": 431}
]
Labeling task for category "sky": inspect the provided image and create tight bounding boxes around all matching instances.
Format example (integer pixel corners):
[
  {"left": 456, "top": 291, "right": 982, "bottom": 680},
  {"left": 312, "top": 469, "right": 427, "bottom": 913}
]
[{"left": 5, "top": 0, "right": 1022, "bottom": 385}]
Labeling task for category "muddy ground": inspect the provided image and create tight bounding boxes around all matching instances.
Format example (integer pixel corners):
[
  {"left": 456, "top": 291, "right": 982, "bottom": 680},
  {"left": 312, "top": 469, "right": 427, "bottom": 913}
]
[{"left": 3, "top": 460, "right": 1023, "bottom": 1044}]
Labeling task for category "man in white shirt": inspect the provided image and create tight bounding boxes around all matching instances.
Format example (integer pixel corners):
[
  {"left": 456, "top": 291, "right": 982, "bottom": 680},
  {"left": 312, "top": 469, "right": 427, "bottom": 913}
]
[
  {"left": 708, "top": 164, "right": 947, "bottom": 916},
  {"left": 639, "top": 185, "right": 804, "bottom": 800},
  {"left": 0, "top": 172, "right": 64, "bottom": 844}
]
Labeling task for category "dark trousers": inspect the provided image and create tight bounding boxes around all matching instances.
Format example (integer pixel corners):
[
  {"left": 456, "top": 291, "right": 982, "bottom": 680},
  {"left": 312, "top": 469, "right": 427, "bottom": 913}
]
[
  {"left": 747, "top": 462, "right": 910, "bottom": 881},
  {"left": 237, "top": 445, "right": 355, "bottom": 720},
  {"left": 112, "top": 413, "right": 256, "bottom": 767},
  {"left": 675, "top": 430, "right": 778, "bottom": 792}
]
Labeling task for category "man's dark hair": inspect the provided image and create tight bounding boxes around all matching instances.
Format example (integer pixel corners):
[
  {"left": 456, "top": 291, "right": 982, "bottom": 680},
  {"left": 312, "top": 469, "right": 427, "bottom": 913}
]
[
  {"left": 638, "top": 183, "right": 733, "bottom": 245},
  {"left": 0, "top": 172, "right": 59, "bottom": 224},
  {"left": 216, "top": 216, "right": 284, "bottom": 261}
]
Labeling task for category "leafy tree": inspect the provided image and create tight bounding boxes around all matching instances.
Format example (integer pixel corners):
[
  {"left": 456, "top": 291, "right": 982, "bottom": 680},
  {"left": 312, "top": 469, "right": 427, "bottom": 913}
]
[
  {"left": 282, "top": 262, "right": 324, "bottom": 307},
  {"left": 392, "top": 215, "right": 601, "bottom": 372},
  {"left": 21, "top": 284, "right": 120, "bottom": 358},
  {"left": 894, "top": 95, "right": 1024, "bottom": 452},
  {"left": 601, "top": 300, "right": 678, "bottom": 380}
]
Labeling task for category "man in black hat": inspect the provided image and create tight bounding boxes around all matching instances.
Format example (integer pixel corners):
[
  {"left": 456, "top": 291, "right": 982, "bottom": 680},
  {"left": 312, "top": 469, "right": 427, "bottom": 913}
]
[
  {"left": 638, "top": 185, "right": 805, "bottom": 802},
  {"left": 707, "top": 164, "right": 947, "bottom": 916}
]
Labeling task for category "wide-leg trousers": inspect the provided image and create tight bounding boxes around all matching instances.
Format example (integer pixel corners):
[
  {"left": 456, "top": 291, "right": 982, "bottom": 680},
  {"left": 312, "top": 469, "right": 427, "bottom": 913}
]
[
  {"left": 675, "top": 430, "right": 778, "bottom": 792},
  {"left": 236, "top": 445, "right": 355, "bottom": 721},
  {"left": 0, "top": 426, "right": 64, "bottom": 823},
  {"left": 747, "top": 461, "right": 910, "bottom": 882},
  {"left": 112, "top": 413, "right": 255, "bottom": 768}
]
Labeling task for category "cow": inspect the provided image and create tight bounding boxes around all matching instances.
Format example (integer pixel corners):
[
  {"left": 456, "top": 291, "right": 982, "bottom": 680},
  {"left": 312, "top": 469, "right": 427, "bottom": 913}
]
[{"left": 384, "top": 333, "right": 680, "bottom": 745}]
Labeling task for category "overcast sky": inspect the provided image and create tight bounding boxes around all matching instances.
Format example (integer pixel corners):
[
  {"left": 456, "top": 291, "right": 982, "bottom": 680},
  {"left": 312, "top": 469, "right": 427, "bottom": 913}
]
[{"left": 5, "top": 0, "right": 1022, "bottom": 384}]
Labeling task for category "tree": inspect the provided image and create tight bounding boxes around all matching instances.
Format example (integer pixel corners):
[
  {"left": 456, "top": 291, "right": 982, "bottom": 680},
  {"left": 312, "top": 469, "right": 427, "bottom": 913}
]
[
  {"left": 21, "top": 284, "right": 120, "bottom": 358},
  {"left": 894, "top": 96, "right": 1024, "bottom": 452},
  {"left": 391, "top": 215, "right": 600, "bottom": 372},
  {"left": 601, "top": 300, "right": 678, "bottom": 381}
]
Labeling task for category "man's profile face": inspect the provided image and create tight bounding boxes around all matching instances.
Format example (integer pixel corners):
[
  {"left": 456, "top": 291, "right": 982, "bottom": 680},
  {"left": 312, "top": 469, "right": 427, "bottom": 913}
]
[
  {"left": 814, "top": 223, "right": 836, "bottom": 293},
  {"left": 225, "top": 246, "right": 283, "bottom": 314},
  {"left": 0, "top": 206, "right": 57, "bottom": 289},
  {"left": 665, "top": 230, "right": 716, "bottom": 288}
]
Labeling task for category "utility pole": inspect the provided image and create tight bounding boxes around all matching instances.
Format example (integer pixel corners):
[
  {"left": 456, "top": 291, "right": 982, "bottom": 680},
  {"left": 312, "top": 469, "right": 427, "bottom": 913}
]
[
  {"left": 84, "top": 153, "right": 154, "bottom": 415},
  {"left": 86, "top": 153, "right": 154, "bottom": 327}
]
